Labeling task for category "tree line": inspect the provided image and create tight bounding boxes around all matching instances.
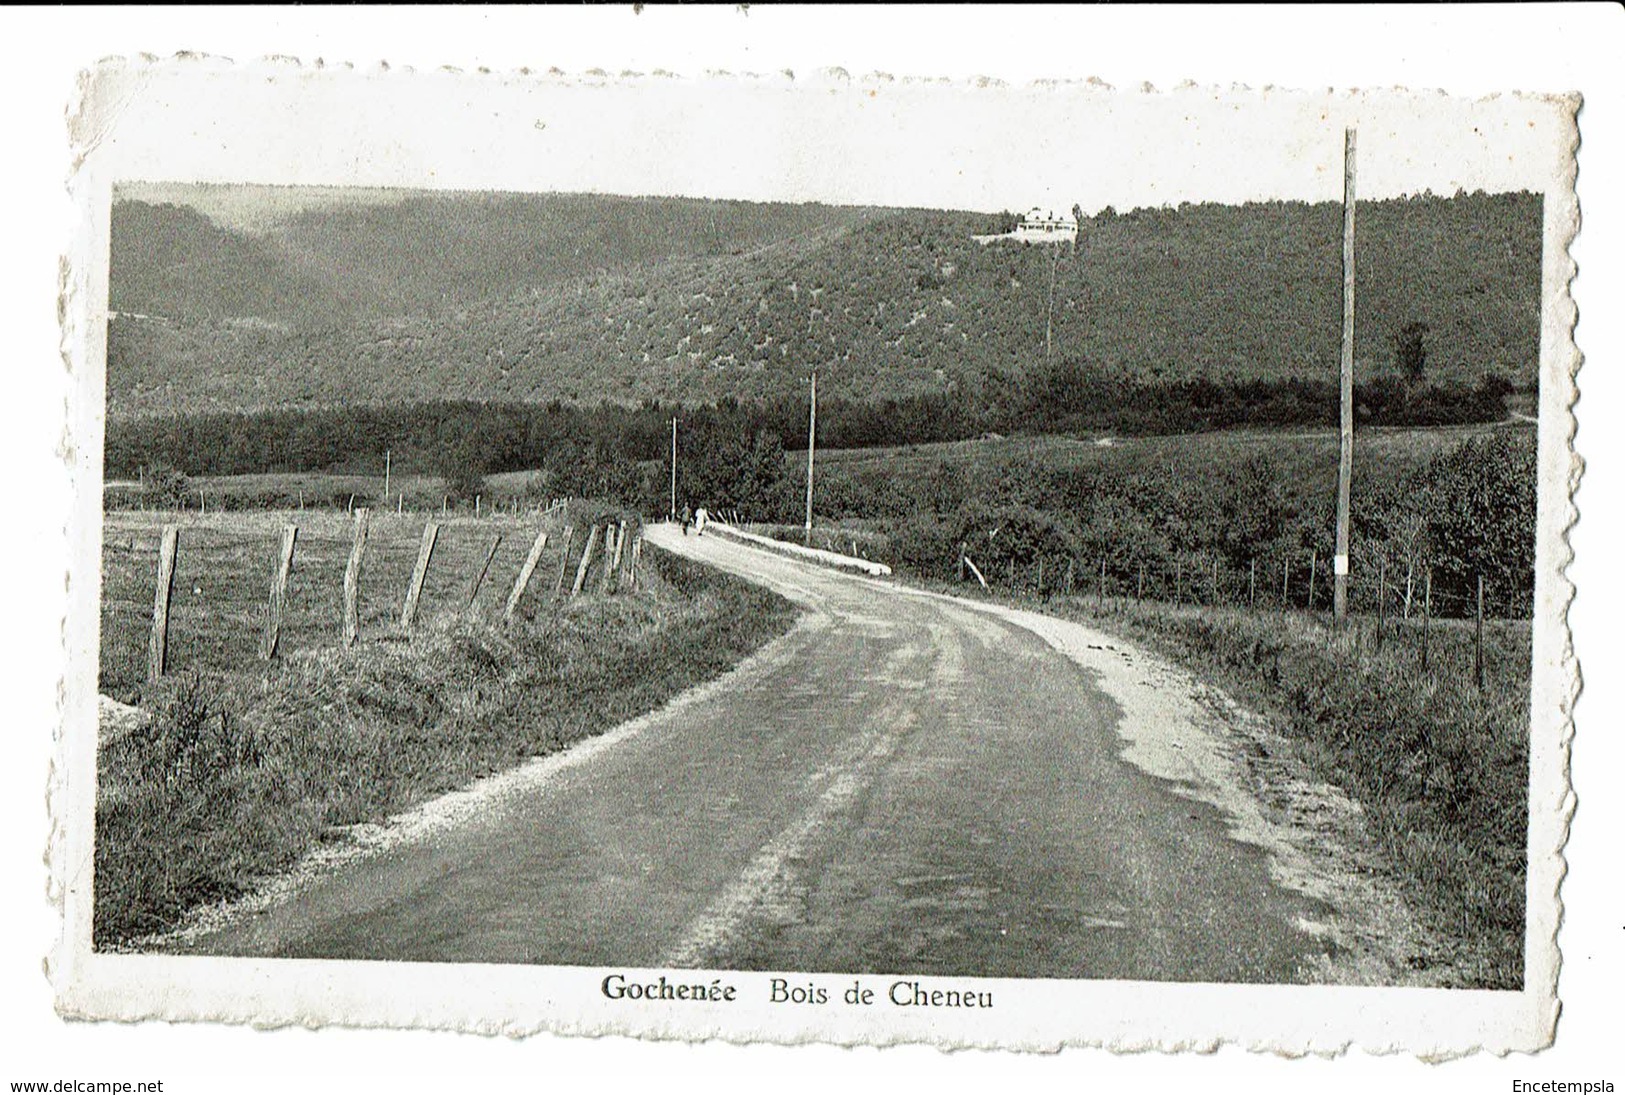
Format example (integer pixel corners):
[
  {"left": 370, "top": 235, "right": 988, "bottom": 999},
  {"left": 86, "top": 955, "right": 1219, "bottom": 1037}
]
[{"left": 107, "top": 370, "right": 1514, "bottom": 490}]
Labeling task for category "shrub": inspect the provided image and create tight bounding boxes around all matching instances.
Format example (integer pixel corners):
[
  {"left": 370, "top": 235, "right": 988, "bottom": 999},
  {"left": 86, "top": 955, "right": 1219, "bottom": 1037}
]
[{"left": 140, "top": 462, "right": 191, "bottom": 509}]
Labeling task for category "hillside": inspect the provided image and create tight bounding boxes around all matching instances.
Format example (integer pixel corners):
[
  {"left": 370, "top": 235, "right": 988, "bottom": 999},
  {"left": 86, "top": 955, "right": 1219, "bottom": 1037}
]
[{"left": 107, "top": 188, "right": 1541, "bottom": 417}]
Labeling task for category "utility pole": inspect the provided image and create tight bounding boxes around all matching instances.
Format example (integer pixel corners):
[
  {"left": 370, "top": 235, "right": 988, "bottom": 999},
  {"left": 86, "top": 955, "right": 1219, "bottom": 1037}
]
[
  {"left": 669, "top": 416, "right": 678, "bottom": 520},
  {"left": 1333, "top": 127, "right": 1357, "bottom": 623},
  {"left": 804, "top": 370, "right": 817, "bottom": 546}
]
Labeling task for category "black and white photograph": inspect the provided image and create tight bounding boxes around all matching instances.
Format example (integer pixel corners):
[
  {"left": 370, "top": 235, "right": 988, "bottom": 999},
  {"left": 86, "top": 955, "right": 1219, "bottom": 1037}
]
[
  {"left": 17, "top": 7, "right": 1617, "bottom": 1083},
  {"left": 94, "top": 162, "right": 1547, "bottom": 989}
]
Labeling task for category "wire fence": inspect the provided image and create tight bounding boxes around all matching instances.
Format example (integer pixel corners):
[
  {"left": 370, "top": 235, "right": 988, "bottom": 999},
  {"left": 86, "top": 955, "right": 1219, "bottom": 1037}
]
[
  {"left": 962, "top": 549, "right": 1527, "bottom": 622},
  {"left": 951, "top": 543, "right": 1524, "bottom": 690},
  {"left": 100, "top": 508, "right": 641, "bottom": 700}
]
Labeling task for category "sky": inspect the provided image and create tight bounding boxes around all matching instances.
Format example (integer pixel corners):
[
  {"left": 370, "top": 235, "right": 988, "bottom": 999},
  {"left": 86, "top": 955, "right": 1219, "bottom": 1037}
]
[{"left": 93, "top": 68, "right": 1573, "bottom": 231}]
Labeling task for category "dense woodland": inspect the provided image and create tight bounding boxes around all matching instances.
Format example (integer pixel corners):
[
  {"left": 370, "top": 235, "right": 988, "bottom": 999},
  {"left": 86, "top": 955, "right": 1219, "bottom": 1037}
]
[{"left": 107, "top": 189, "right": 1540, "bottom": 416}]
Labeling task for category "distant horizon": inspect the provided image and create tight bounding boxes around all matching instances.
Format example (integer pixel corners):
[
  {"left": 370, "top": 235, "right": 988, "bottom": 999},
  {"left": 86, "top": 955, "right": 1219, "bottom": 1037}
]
[{"left": 115, "top": 179, "right": 1542, "bottom": 237}]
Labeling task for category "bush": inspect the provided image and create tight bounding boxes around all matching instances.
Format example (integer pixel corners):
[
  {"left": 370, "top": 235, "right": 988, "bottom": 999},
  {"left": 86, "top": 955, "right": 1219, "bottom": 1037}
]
[
  {"left": 140, "top": 462, "right": 191, "bottom": 509},
  {"left": 128, "top": 672, "right": 264, "bottom": 792},
  {"left": 1421, "top": 432, "right": 1536, "bottom": 613}
]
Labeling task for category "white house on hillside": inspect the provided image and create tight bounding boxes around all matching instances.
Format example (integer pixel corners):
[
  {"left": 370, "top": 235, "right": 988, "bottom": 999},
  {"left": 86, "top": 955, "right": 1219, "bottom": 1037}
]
[
  {"left": 972, "top": 207, "right": 1080, "bottom": 246},
  {"left": 1014, "top": 207, "right": 1078, "bottom": 241}
]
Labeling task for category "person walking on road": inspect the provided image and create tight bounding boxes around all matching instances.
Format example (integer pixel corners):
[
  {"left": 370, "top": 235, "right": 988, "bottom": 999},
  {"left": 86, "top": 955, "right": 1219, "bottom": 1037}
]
[
  {"left": 695, "top": 507, "right": 709, "bottom": 537},
  {"left": 680, "top": 504, "right": 692, "bottom": 535}
]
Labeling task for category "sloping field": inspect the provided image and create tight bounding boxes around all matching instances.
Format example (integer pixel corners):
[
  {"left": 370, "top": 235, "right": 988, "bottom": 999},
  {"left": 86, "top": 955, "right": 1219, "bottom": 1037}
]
[{"left": 811, "top": 419, "right": 1532, "bottom": 504}]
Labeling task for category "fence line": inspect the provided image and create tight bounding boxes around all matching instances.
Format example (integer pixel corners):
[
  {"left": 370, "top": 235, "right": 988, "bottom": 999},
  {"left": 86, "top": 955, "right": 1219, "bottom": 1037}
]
[
  {"left": 123, "top": 512, "right": 645, "bottom": 685},
  {"left": 943, "top": 541, "right": 1522, "bottom": 690}
]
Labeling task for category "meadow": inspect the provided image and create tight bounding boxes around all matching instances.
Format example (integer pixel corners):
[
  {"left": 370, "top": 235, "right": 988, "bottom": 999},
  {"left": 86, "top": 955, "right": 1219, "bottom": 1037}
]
[
  {"left": 811, "top": 419, "right": 1527, "bottom": 512},
  {"left": 101, "top": 507, "right": 582, "bottom": 703}
]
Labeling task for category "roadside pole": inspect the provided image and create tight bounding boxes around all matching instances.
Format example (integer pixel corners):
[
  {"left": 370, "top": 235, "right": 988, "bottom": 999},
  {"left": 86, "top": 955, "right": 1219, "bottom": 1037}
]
[
  {"left": 804, "top": 370, "right": 817, "bottom": 546},
  {"left": 1333, "top": 127, "right": 1357, "bottom": 622}
]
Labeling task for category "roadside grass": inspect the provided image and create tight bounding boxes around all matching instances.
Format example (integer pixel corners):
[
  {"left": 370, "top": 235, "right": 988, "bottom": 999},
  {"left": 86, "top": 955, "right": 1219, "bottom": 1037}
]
[
  {"left": 94, "top": 543, "right": 797, "bottom": 948},
  {"left": 999, "top": 588, "right": 1529, "bottom": 989}
]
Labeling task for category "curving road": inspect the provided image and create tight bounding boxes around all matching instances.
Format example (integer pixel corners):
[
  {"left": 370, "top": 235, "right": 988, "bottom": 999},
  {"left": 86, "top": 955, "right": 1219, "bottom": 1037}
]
[{"left": 175, "top": 524, "right": 1330, "bottom": 982}]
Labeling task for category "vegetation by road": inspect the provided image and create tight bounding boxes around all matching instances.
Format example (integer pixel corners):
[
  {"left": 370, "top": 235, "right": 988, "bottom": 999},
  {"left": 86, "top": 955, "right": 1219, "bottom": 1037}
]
[
  {"left": 95, "top": 535, "right": 797, "bottom": 947},
  {"left": 1029, "top": 593, "right": 1528, "bottom": 989}
]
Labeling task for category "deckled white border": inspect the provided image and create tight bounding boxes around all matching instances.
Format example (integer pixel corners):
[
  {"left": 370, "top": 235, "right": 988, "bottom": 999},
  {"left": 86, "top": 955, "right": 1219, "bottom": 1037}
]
[{"left": 49, "top": 56, "right": 1579, "bottom": 1057}]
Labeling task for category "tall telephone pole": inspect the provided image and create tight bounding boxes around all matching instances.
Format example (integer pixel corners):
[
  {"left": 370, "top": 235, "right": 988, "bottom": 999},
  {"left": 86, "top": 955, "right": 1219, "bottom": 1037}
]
[
  {"left": 1334, "top": 127, "right": 1357, "bottom": 621},
  {"left": 804, "top": 371, "right": 817, "bottom": 546},
  {"left": 669, "top": 416, "right": 678, "bottom": 520}
]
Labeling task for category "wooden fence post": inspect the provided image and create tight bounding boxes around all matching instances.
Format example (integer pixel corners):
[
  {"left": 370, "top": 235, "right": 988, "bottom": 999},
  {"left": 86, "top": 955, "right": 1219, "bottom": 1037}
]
[
  {"left": 958, "top": 542, "right": 967, "bottom": 582},
  {"left": 505, "top": 529, "right": 550, "bottom": 620},
  {"left": 599, "top": 524, "right": 621, "bottom": 594},
  {"left": 1138, "top": 561, "right": 1145, "bottom": 601},
  {"left": 261, "top": 525, "right": 298, "bottom": 660},
  {"left": 147, "top": 525, "right": 179, "bottom": 681},
  {"left": 401, "top": 521, "right": 440, "bottom": 632},
  {"left": 1475, "top": 574, "right": 1486, "bottom": 691},
  {"left": 626, "top": 533, "right": 642, "bottom": 591},
  {"left": 465, "top": 533, "right": 503, "bottom": 610},
  {"left": 553, "top": 525, "right": 576, "bottom": 596},
  {"left": 1065, "top": 557, "right": 1075, "bottom": 597},
  {"left": 342, "top": 508, "right": 370, "bottom": 647},
  {"left": 1007, "top": 556, "right": 1015, "bottom": 588},
  {"left": 1307, "top": 551, "right": 1318, "bottom": 612},
  {"left": 611, "top": 520, "right": 630, "bottom": 585},
  {"left": 571, "top": 524, "right": 602, "bottom": 597}
]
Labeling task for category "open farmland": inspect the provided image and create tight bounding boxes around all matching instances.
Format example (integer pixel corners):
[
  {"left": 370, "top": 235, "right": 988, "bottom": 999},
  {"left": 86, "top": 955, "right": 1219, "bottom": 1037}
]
[{"left": 811, "top": 419, "right": 1533, "bottom": 507}]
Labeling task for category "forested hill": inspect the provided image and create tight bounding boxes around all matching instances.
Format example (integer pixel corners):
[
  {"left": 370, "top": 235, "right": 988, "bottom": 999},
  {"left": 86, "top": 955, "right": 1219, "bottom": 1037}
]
[
  {"left": 107, "top": 188, "right": 1541, "bottom": 417},
  {"left": 110, "top": 191, "right": 883, "bottom": 329}
]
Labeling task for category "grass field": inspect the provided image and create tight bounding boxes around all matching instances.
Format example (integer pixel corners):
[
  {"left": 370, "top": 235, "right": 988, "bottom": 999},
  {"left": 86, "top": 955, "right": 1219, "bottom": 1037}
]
[
  {"left": 808, "top": 419, "right": 1532, "bottom": 504},
  {"left": 100, "top": 508, "right": 596, "bottom": 703},
  {"left": 106, "top": 467, "right": 553, "bottom": 514}
]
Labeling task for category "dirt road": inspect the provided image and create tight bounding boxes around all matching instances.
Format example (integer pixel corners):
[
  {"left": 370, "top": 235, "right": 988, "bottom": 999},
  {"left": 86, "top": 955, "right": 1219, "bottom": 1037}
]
[{"left": 172, "top": 525, "right": 1381, "bottom": 982}]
